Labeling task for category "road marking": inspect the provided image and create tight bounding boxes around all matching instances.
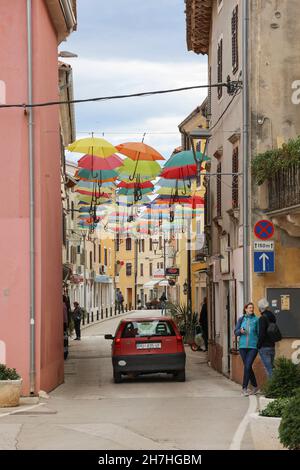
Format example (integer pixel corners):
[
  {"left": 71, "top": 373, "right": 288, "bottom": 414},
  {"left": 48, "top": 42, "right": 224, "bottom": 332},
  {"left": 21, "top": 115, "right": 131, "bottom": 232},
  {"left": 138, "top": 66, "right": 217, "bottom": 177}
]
[
  {"left": 229, "top": 395, "right": 257, "bottom": 450},
  {"left": 0, "top": 402, "right": 45, "bottom": 419}
]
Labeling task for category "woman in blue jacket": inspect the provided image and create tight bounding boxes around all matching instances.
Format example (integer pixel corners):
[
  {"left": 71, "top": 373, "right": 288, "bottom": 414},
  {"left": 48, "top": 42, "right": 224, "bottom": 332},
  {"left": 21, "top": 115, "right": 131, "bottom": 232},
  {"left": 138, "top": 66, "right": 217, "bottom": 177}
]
[{"left": 235, "top": 302, "right": 259, "bottom": 396}]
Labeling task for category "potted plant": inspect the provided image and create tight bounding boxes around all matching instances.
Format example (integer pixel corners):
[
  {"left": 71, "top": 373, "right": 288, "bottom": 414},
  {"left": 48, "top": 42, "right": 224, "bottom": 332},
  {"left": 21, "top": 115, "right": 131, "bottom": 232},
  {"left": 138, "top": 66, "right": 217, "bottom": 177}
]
[
  {"left": 259, "top": 357, "right": 300, "bottom": 411},
  {"left": 279, "top": 388, "right": 300, "bottom": 450},
  {"left": 250, "top": 398, "right": 290, "bottom": 450},
  {"left": 0, "top": 364, "right": 22, "bottom": 407}
]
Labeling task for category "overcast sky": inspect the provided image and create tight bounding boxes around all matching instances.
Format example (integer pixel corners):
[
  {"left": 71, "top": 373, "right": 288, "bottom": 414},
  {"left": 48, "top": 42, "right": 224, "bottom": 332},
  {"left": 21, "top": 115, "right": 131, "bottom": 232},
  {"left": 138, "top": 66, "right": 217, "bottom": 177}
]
[{"left": 61, "top": 0, "right": 207, "bottom": 159}]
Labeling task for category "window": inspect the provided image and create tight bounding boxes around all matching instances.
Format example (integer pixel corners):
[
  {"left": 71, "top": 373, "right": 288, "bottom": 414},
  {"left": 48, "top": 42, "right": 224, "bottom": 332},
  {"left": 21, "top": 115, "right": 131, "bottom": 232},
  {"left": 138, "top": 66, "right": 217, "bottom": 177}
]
[
  {"left": 71, "top": 201, "right": 74, "bottom": 221},
  {"left": 160, "top": 262, "right": 164, "bottom": 269},
  {"left": 126, "top": 263, "right": 132, "bottom": 276},
  {"left": 99, "top": 244, "right": 101, "bottom": 263},
  {"left": 149, "top": 263, "right": 153, "bottom": 276},
  {"left": 150, "top": 238, "right": 153, "bottom": 251},
  {"left": 159, "top": 236, "right": 162, "bottom": 250},
  {"left": 90, "top": 251, "right": 92, "bottom": 270},
  {"left": 232, "top": 147, "right": 239, "bottom": 209},
  {"left": 93, "top": 243, "right": 96, "bottom": 262},
  {"left": 77, "top": 245, "right": 81, "bottom": 254},
  {"left": 126, "top": 237, "right": 132, "bottom": 251},
  {"left": 217, "top": 162, "right": 222, "bottom": 217},
  {"left": 207, "top": 66, "right": 212, "bottom": 121},
  {"left": 217, "top": 38, "right": 223, "bottom": 99},
  {"left": 157, "top": 263, "right": 159, "bottom": 269},
  {"left": 232, "top": 5, "right": 239, "bottom": 74},
  {"left": 217, "top": 0, "right": 224, "bottom": 13},
  {"left": 140, "top": 263, "right": 144, "bottom": 276},
  {"left": 116, "top": 234, "right": 120, "bottom": 251},
  {"left": 142, "top": 239, "right": 145, "bottom": 252},
  {"left": 104, "top": 248, "right": 108, "bottom": 266}
]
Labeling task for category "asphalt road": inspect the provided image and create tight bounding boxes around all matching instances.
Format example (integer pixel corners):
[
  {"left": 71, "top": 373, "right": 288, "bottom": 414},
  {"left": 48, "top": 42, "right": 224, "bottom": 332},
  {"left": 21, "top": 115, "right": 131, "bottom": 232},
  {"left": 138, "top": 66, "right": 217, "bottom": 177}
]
[{"left": 0, "top": 310, "right": 254, "bottom": 450}]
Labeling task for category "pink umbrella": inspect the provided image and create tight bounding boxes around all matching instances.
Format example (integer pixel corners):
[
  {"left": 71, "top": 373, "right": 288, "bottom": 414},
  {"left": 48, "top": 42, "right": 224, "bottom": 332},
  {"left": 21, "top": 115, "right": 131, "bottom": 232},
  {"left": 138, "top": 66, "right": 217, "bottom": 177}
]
[{"left": 78, "top": 154, "right": 123, "bottom": 171}]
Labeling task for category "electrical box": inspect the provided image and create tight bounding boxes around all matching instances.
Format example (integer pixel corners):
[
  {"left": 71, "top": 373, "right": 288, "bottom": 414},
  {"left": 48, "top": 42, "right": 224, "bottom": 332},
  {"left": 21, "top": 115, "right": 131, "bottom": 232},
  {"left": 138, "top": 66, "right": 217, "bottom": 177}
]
[{"left": 267, "top": 288, "right": 300, "bottom": 338}]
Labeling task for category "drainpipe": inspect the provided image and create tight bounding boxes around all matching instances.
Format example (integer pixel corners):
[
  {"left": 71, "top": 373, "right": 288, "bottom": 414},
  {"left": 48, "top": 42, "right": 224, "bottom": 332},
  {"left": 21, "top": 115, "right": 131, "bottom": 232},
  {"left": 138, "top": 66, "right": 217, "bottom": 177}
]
[
  {"left": 26, "top": 0, "right": 36, "bottom": 395},
  {"left": 242, "top": 0, "right": 250, "bottom": 304}
]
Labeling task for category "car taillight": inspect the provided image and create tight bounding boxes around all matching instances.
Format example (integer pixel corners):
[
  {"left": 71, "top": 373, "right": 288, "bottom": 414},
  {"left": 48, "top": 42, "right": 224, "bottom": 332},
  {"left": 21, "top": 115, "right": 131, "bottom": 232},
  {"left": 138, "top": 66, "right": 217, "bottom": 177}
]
[
  {"left": 176, "top": 335, "right": 184, "bottom": 352},
  {"left": 176, "top": 335, "right": 182, "bottom": 341}
]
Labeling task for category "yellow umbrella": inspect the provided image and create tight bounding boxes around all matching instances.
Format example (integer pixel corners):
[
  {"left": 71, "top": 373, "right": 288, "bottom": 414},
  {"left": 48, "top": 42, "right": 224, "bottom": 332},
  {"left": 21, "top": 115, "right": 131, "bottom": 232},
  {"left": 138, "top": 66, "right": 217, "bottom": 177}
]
[{"left": 67, "top": 137, "right": 117, "bottom": 158}]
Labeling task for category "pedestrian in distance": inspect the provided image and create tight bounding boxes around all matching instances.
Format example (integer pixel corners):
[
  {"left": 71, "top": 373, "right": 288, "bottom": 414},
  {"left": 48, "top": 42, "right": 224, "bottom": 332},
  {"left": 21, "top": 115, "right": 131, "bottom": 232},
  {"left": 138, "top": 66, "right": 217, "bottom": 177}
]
[
  {"left": 115, "top": 289, "right": 120, "bottom": 314},
  {"left": 118, "top": 290, "right": 124, "bottom": 313},
  {"left": 73, "top": 301, "right": 83, "bottom": 340},
  {"left": 159, "top": 292, "right": 167, "bottom": 315},
  {"left": 199, "top": 297, "right": 208, "bottom": 351},
  {"left": 234, "top": 302, "right": 260, "bottom": 396},
  {"left": 257, "top": 298, "right": 281, "bottom": 378}
]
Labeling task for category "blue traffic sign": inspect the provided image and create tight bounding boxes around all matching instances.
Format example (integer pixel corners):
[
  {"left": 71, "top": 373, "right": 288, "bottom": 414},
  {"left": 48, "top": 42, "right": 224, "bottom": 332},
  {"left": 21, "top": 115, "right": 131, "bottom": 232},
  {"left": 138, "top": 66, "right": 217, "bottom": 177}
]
[{"left": 254, "top": 251, "right": 275, "bottom": 273}]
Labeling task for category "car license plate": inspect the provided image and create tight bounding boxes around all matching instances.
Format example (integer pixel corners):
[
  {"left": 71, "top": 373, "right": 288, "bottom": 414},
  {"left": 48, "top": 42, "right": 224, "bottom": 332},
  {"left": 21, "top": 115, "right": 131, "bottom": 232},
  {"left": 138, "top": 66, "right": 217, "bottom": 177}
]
[{"left": 136, "top": 342, "right": 161, "bottom": 350}]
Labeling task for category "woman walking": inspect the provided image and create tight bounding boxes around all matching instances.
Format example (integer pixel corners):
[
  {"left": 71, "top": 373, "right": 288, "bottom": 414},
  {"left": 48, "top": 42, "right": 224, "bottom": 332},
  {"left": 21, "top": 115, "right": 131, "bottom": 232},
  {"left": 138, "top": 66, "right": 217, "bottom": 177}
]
[{"left": 234, "top": 302, "right": 259, "bottom": 396}]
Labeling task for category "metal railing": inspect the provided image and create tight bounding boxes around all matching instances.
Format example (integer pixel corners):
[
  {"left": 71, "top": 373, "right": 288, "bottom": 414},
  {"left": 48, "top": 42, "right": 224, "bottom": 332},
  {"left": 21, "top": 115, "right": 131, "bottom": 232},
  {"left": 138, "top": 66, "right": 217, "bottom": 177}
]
[{"left": 268, "top": 164, "right": 300, "bottom": 211}]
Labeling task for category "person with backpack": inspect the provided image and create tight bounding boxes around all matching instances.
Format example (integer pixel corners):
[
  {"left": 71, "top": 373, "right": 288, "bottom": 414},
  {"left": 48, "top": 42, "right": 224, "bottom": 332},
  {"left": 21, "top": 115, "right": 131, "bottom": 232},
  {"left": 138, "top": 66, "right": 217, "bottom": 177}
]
[
  {"left": 257, "top": 298, "right": 282, "bottom": 377},
  {"left": 118, "top": 290, "right": 124, "bottom": 313}
]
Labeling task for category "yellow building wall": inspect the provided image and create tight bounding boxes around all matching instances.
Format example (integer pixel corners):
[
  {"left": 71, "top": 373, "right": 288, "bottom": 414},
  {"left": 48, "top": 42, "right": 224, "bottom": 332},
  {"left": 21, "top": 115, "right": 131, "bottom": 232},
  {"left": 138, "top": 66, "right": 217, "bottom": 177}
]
[{"left": 115, "top": 236, "right": 135, "bottom": 309}]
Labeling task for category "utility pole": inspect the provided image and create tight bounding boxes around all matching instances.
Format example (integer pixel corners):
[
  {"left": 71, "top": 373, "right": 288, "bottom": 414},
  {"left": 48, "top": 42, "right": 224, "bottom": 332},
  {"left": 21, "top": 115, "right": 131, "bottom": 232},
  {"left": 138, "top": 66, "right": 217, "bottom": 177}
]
[
  {"left": 134, "top": 237, "right": 138, "bottom": 310},
  {"left": 82, "top": 233, "right": 87, "bottom": 312},
  {"left": 187, "top": 219, "right": 192, "bottom": 312},
  {"left": 242, "top": 0, "right": 250, "bottom": 304}
]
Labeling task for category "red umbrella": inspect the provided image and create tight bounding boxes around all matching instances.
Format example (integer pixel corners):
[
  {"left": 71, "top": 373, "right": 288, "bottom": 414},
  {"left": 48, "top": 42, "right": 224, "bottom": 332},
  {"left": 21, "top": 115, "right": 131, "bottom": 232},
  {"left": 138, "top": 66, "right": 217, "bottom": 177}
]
[
  {"left": 78, "top": 154, "right": 122, "bottom": 171},
  {"left": 117, "top": 180, "right": 154, "bottom": 189},
  {"left": 160, "top": 164, "right": 202, "bottom": 180}
]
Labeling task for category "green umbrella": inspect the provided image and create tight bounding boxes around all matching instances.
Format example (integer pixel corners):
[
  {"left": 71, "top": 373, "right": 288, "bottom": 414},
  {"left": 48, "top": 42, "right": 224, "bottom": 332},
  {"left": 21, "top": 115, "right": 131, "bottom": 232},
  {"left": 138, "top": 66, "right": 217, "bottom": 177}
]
[
  {"left": 164, "top": 150, "right": 210, "bottom": 168},
  {"left": 117, "top": 158, "right": 161, "bottom": 180}
]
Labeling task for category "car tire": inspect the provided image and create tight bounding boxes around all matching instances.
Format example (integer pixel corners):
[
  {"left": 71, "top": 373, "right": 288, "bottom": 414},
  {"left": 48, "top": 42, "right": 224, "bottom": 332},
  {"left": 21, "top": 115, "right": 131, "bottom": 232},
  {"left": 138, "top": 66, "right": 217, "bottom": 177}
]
[
  {"left": 113, "top": 369, "right": 122, "bottom": 384},
  {"left": 175, "top": 370, "right": 186, "bottom": 382}
]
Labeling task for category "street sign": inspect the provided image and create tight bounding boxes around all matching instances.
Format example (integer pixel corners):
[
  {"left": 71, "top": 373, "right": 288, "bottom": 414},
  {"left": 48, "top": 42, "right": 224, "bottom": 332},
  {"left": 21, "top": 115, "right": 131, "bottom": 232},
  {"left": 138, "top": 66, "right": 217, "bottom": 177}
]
[
  {"left": 253, "top": 241, "right": 274, "bottom": 251},
  {"left": 254, "top": 251, "right": 275, "bottom": 273},
  {"left": 254, "top": 220, "right": 275, "bottom": 240}
]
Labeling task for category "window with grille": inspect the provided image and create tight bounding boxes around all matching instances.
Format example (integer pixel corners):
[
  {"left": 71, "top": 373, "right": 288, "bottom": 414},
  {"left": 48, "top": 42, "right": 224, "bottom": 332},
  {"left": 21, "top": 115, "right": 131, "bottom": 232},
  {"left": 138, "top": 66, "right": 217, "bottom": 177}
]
[
  {"left": 149, "top": 263, "right": 153, "bottom": 276},
  {"left": 126, "top": 263, "right": 132, "bottom": 276},
  {"left": 217, "top": 162, "right": 222, "bottom": 217},
  {"left": 232, "top": 5, "right": 239, "bottom": 74},
  {"left": 104, "top": 248, "right": 107, "bottom": 266},
  {"left": 126, "top": 237, "right": 132, "bottom": 251},
  {"left": 140, "top": 263, "right": 144, "bottom": 276},
  {"left": 232, "top": 147, "right": 239, "bottom": 208},
  {"left": 217, "top": 38, "right": 223, "bottom": 99}
]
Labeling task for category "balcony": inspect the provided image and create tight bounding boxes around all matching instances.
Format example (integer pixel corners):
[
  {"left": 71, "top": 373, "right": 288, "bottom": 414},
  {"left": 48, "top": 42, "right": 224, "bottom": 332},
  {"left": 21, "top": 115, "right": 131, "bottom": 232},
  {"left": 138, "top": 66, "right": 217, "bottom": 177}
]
[
  {"left": 267, "top": 164, "right": 300, "bottom": 237},
  {"left": 268, "top": 165, "right": 300, "bottom": 212}
]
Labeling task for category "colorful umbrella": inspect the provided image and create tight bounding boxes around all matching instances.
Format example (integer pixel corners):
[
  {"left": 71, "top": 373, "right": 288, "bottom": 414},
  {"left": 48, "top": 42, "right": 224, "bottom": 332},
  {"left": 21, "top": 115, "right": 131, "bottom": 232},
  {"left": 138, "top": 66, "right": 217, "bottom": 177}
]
[
  {"left": 67, "top": 137, "right": 117, "bottom": 158},
  {"left": 78, "top": 153, "right": 122, "bottom": 170},
  {"left": 164, "top": 150, "right": 209, "bottom": 168},
  {"left": 116, "top": 142, "right": 164, "bottom": 161},
  {"left": 117, "top": 158, "right": 161, "bottom": 180}
]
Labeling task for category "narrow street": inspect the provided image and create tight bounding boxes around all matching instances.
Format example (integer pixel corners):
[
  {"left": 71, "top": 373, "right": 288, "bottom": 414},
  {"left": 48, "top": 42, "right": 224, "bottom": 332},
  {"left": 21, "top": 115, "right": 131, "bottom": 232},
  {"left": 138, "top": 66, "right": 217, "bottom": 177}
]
[{"left": 0, "top": 311, "right": 254, "bottom": 450}]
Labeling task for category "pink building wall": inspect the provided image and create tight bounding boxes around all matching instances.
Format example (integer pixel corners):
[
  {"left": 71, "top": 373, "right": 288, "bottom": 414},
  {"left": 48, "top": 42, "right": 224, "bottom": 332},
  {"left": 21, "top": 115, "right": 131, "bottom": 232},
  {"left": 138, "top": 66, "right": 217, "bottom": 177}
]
[{"left": 0, "top": 0, "right": 64, "bottom": 394}]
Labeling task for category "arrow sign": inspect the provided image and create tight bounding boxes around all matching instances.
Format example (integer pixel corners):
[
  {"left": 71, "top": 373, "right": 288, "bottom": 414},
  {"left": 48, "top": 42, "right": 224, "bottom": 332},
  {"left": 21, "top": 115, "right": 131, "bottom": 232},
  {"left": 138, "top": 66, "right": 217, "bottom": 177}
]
[
  {"left": 254, "top": 251, "right": 275, "bottom": 273},
  {"left": 259, "top": 253, "right": 269, "bottom": 272}
]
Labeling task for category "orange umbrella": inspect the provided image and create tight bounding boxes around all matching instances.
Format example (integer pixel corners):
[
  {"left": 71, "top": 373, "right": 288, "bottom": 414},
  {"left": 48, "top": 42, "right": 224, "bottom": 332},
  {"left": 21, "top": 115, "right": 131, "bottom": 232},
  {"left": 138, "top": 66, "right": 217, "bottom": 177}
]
[{"left": 116, "top": 142, "right": 164, "bottom": 161}]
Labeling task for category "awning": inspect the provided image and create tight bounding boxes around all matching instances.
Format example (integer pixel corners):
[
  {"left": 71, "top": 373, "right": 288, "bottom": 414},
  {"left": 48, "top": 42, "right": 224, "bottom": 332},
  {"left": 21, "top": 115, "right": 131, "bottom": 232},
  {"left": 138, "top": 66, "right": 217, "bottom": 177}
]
[
  {"left": 95, "top": 275, "right": 113, "bottom": 284},
  {"left": 158, "top": 280, "right": 169, "bottom": 287},
  {"left": 143, "top": 280, "right": 160, "bottom": 288}
]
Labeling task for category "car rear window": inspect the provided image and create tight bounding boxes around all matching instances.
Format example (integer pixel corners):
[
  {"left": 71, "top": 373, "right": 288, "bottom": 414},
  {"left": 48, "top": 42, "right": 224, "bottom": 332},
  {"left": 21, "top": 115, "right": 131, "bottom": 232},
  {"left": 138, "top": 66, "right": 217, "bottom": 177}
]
[{"left": 121, "top": 320, "right": 175, "bottom": 338}]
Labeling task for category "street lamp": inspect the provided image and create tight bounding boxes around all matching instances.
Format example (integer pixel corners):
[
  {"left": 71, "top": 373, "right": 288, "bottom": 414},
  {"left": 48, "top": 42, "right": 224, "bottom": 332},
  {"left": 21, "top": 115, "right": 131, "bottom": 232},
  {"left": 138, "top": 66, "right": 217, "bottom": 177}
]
[
  {"left": 188, "top": 128, "right": 211, "bottom": 187},
  {"left": 58, "top": 51, "right": 78, "bottom": 58}
]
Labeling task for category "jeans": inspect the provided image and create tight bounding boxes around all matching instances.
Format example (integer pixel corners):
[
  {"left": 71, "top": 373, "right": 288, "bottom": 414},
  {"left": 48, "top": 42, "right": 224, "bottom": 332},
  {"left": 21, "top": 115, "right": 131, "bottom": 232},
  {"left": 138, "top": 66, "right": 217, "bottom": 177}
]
[
  {"left": 161, "top": 302, "right": 166, "bottom": 316},
  {"left": 259, "top": 347, "right": 275, "bottom": 377},
  {"left": 239, "top": 348, "right": 258, "bottom": 389},
  {"left": 74, "top": 319, "right": 81, "bottom": 339}
]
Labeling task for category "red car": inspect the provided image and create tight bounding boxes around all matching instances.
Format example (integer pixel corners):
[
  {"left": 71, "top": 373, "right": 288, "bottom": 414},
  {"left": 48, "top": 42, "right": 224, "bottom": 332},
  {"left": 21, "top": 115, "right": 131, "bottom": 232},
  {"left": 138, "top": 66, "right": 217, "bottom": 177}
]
[{"left": 105, "top": 317, "right": 186, "bottom": 383}]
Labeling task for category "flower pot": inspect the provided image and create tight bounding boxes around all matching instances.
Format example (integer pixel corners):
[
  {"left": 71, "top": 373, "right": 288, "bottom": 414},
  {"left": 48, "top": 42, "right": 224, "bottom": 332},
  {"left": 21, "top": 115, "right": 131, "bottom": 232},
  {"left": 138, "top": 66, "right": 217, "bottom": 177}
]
[
  {"left": 0, "top": 379, "right": 22, "bottom": 407},
  {"left": 259, "top": 396, "right": 275, "bottom": 412},
  {"left": 249, "top": 412, "right": 286, "bottom": 450}
]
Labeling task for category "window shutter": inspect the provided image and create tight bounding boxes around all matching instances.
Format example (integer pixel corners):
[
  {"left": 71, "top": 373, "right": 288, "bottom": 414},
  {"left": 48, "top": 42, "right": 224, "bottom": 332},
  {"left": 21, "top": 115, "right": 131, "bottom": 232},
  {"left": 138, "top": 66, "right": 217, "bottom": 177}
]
[
  {"left": 232, "top": 147, "right": 239, "bottom": 209},
  {"left": 232, "top": 6, "right": 239, "bottom": 73},
  {"left": 217, "top": 39, "right": 223, "bottom": 99}
]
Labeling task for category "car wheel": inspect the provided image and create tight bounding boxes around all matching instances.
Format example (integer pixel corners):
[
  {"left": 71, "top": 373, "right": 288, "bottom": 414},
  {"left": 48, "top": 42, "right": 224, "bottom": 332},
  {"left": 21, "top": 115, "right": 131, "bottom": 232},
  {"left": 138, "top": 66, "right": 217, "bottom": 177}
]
[
  {"left": 175, "top": 370, "right": 186, "bottom": 382},
  {"left": 113, "top": 369, "right": 122, "bottom": 384}
]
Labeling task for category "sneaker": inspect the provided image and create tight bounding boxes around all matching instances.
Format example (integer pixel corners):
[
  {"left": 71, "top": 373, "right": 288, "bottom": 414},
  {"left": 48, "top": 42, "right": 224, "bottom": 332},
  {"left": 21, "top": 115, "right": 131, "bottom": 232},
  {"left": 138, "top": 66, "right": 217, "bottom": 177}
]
[
  {"left": 249, "top": 387, "right": 260, "bottom": 395},
  {"left": 241, "top": 389, "right": 249, "bottom": 397}
]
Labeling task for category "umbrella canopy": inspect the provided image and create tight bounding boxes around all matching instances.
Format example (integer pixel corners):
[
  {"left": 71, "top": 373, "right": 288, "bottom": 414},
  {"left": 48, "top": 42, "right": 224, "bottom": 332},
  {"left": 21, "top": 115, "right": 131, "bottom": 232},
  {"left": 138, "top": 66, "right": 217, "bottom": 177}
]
[
  {"left": 117, "top": 158, "right": 161, "bottom": 180},
  {"left": 157, "top": 178, "right": 192, "bottom": 189},
  {"left": 118, "top": 186, "right": 153, "bottom": 196},
  {"left": 78, "top": 153, "right": 122, "bottom": 170},
  {"left": 117, "top": 180, "right": 154, "bottom": 189},
  {"left": 67, "top": 137, "right": 117, "bottom": 158},
  {"left": 76, "top": 168, "right": 117, "bottom": 182},
  {"left": 156, "top": 187, "right": 192, "bottom": 196},
  {"left": 116, "top": 142, "right": 164, "bottom": 161},
  {"left": 76, "top": 181, "right": 114, "bottom": 192},
  {"left": 164, "top": 150, "right": 209, "bottom": 168},
  {"left": 160, "top": 165, "right": 198, "bottom": 180}
]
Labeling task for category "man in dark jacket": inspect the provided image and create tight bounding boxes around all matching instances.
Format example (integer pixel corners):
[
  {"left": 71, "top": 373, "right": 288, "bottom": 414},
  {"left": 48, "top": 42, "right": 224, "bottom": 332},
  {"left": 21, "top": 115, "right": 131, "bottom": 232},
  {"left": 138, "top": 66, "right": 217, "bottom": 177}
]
[
  {"left": 257, "top": 298, "right": 276, "bottom": 377},
  {"left": 199, "top": 297, "right": 208, "bottom": 351},
  {"left": 73, "top": 302, "right": 83, "bottom": 340}
]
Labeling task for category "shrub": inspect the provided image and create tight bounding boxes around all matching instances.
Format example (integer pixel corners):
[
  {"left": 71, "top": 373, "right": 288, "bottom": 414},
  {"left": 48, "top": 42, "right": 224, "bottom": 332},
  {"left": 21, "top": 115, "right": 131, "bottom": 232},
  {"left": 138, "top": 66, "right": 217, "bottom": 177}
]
[
  {"left": 279, "top": 389, "right": 300, "bottom": 450},
  {"left": 168, "top": 303, "right": 198, "bottom": 340},
  {"left": 260, "top": 398, "right": 291, "bottom": 418},
  {"left": 0, "top": 363, "right": 21, "bottom": 380},
  {"left": 263, "top": 357, "right": 300, "bottom": 398}
]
